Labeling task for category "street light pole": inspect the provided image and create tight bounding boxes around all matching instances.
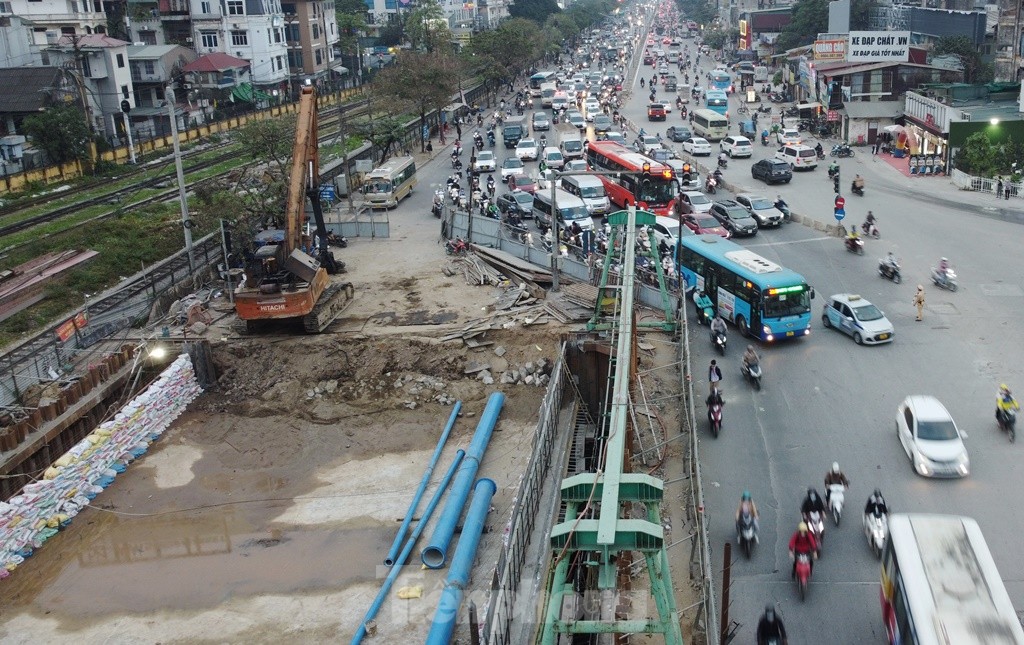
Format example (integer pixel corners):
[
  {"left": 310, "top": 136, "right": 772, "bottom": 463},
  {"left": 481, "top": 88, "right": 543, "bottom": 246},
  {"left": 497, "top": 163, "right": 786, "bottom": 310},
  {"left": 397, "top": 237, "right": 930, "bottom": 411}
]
[{"left": 165, "top": 86, "right": 195, "bottom": 271}]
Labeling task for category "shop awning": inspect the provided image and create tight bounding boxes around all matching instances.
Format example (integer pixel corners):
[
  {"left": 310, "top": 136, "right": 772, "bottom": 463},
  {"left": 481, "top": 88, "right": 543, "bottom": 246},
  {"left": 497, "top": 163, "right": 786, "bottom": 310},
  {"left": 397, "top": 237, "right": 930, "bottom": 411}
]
[
  {"left": 231, "top": 83, "right": 272, "bottom": 103},
  {"left": 796, "top": 102, "right": 823, "bottom": 112}
]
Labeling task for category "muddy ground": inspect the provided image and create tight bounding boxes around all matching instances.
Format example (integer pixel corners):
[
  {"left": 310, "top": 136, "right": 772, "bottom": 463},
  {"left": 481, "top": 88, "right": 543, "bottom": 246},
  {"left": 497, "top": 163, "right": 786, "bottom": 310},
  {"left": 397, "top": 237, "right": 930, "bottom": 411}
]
[{"left": 0, "top": 207, "right": 697, "bottom": 643}]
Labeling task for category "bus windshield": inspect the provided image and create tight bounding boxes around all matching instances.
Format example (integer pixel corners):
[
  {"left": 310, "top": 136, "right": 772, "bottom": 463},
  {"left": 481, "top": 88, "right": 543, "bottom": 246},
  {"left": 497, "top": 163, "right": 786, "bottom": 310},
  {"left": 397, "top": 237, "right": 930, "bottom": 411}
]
[
  {"left": 763, "top": 289, "right": 811, "bottom": 318},
  {"left": 707, "top": 97, "right": 727, "bottom": 108},
  {"left": 639, "top": 179, "right": 675, "bottom": 205},
  {"left": 365, "top": 179, "right": 393, "bottom": 194}
]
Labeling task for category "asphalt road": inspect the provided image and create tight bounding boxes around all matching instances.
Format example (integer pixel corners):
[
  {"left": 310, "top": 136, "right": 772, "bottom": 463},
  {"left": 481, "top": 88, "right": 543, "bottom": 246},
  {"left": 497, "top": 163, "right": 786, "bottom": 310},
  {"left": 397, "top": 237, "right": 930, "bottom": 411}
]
[
  {"left": 406, "top": 28, "right": 1024, "bottom": 642},
  {"left": 619, "top": 32, "right": 1024, "bottom": 644}
]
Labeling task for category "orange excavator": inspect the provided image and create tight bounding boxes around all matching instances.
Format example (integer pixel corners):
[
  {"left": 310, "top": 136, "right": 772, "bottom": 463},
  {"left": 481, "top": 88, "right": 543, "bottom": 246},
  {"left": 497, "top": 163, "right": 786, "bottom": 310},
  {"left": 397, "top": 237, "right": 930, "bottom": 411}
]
[{"left": 234, "top": 85, "right": 353, "bottom": 333}]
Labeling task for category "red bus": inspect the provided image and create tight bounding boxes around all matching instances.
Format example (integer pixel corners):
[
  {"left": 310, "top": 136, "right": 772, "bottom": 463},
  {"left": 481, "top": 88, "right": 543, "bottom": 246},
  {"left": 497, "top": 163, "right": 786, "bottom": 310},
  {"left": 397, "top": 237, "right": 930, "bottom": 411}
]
[{"left": 585, "top": 141, "right": 678, "bottom": 216}]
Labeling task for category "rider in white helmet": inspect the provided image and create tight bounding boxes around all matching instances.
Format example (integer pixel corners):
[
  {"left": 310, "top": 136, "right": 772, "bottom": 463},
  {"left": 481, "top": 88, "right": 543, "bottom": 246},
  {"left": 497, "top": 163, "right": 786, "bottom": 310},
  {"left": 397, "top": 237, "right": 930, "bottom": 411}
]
[{"left": 824, "top": 461, "right": 849, "bottom": 505}]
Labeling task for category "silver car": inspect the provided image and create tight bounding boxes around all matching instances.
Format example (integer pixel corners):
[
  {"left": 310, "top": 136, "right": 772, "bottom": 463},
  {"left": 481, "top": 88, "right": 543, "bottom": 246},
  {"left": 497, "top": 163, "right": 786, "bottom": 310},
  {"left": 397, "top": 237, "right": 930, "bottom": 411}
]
[{"left": 734, "top": 194, "right": 784, "bottom": 227}]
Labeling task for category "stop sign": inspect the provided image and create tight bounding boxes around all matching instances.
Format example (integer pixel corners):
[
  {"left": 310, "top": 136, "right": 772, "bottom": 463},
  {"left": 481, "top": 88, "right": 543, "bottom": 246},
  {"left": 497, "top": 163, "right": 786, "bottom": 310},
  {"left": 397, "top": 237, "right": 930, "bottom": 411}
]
[{"left": 834, "top": 196, "right": 846, "bottom": 210}]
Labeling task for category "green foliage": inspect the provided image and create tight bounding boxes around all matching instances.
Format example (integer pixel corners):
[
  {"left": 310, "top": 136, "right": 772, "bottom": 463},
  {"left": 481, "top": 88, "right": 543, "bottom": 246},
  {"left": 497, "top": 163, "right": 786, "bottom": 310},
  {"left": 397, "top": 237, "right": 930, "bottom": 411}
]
[
  {"left": 953, "top": 131, "right": 1024, "bottom": 176},
  {"left": 676, "top": 0, "right": 716, "bottom": 27},
  {"left": 404, "top": 0, "right": 451, "bottom": 52},
  {"left": 508, "top": 0, "right": 561, "bottom": 25},
  {"left": 336, "top": 12, "right": 367, "bottom": 57},
  {"left": 22, "top": 105, "right": 92, "bottom": 165},
  {"left": 544, "top": 13, "right": 581, "bottom": 43},
  {"left": 354, "top": 115, "right": 409, "bottom": 160},
  {"left": 701, "top": 27, "right": 730, "bottom": 51},
  {"left": 469, "top": 19, "right": 544, "bottom": 83},
  {"left": 377, "top": 23, "right": 403, "bottom": 46},
  {"left": 335, "top": 0, "right": 367, "bottom": 14},
  {"left": 235, "top": 114, "right": 297, "bottom": 170},
  {"left": 775, "top": 0, "right": 829, "bottom": 52},
  {"left": 933, "top": 35, "right": 990, "bottom": 84}
]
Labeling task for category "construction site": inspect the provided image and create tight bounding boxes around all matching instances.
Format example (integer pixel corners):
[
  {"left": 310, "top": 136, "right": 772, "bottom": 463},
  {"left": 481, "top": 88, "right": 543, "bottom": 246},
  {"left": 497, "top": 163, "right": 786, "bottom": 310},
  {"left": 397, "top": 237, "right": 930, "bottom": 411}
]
[{"left": 0, "top": 88, "right": 710, "bottom": 644}]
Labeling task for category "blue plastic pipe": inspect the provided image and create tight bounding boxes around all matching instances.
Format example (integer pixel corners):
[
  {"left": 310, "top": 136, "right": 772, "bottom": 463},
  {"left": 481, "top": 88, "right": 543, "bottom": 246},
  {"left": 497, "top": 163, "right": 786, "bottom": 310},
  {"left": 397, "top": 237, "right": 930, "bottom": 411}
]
[
  {"left": 421, "top": 391, "right": 505, "bottom": 568},
  {"left": 385, "top": 401, "right": 462, "bottom": 566},
  {"left": 425, "top": 478, "right": 498, "bottom": 645},
  {"left": 350, "top": 449, "right": 465, "bottom": 645}
]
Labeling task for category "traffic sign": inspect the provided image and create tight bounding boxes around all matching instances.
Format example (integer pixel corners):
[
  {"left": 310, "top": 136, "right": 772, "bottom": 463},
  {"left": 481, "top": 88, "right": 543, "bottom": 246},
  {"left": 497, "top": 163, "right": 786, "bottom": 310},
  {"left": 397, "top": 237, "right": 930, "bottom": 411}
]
[
  {"left": 834, "top": 209, "right": 846, "bottom": 221},
  {"left": 834, "top": 196, "right": 845, "bottom": 210},
  {"left": 319, "top": 184, "right": 336, "bottom": 202}
]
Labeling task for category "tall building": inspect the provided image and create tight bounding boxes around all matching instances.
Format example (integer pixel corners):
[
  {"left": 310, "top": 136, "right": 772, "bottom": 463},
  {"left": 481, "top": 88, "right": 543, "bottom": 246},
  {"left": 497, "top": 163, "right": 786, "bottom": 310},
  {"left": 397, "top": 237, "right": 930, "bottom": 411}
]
[
  {"left": 282, "top": 0, "right": 341, "bottom": 91},
  {"left": 46, "top": 34, "right": 134, "bottom": 141},
  {"left": 993, "top": 0, "right": 1023, "bottom": 81}
]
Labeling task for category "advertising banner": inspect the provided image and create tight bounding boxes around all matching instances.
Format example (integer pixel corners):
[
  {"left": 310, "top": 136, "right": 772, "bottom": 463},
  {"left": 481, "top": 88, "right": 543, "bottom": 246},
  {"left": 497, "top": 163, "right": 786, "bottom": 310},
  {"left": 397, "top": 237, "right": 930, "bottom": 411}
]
[
  {"left": 813, "top": 39, "right": 846, "bottom": 61},
  {"left": 848, "top": 31, "right": 911, "bottom": 62}
]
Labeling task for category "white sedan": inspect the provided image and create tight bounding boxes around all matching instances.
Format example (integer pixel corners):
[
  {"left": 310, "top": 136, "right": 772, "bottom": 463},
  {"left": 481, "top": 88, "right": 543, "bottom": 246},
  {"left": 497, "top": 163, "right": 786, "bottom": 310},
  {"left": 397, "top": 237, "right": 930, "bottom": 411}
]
[
  {"left": 777, "top": 128, "right": 801, "bottom": 145},
  {"left": 473, "top": 150, "right": 496, "bottom": 172},
  {"left": 500, "top": 157, "right": 526, "bottom": 181},
  {"left": 682, "top": 137, "right": 712, "bottom": 156},
  {"left": 516, "top": 139, "right": 540, "bottom": 162},
  {"left": 896, "top": 395, "right": 969, "bottom": 478}
]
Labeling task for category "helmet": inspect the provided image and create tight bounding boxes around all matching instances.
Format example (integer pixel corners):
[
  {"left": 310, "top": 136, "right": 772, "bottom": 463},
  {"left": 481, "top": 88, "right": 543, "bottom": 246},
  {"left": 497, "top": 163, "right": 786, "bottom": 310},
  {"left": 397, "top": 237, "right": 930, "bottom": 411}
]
[
  {"left": 941, "top": 257, "right": 948, "bottom": 262},
  {"left": 874, "top": 488, "right": 882, "bottom": 498},
  {"left": 747, "top": 345, "right": 754, "bottom": 352},
  {"left": 1000, "top": 383, "right": 1010, "bottom": 393},
  {"left": 832, "top": 462, "right": 840, "bottom": 474},
  {"left": 798, "top": 522, "right": 808, "bottom": 533},
  {"left": 742, "top": 490, "right": 751, "bottom": 500},
  {"left": 764, "top": 604, "right": 776, "bottom": 622}
]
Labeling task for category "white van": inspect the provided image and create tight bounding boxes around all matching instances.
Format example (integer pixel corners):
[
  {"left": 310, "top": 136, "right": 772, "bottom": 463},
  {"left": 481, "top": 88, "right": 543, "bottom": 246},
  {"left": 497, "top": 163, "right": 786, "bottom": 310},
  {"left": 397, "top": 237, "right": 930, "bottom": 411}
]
[
  {"left": 551, "top": 92, "right": 570, "bottom": 112},
  {"left": 559, "top": 134, "right": 584, "bottom": 160},
  {"left": 541, "top": 146, "right": 565, "bottom": 170},
  {"left": 560, "top": 175, "right": 610, "bottom": 216},
  {"left": 532, "top": 189, "right": 593, "bottom": 232}
]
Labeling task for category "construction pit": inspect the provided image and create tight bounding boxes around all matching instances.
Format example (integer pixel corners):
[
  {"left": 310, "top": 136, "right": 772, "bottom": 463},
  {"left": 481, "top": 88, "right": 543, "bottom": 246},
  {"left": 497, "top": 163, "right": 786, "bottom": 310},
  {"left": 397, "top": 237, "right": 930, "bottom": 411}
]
[{"left": 0, "top": 231, "right": 696, "bottom": 644}]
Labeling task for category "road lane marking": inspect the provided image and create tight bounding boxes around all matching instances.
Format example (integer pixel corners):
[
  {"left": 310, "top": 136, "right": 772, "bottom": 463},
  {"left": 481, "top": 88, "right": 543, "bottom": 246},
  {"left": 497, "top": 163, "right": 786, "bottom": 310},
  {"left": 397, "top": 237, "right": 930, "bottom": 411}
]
[{"left": 745, "top": 236, "right": 834, "bottom": 247}]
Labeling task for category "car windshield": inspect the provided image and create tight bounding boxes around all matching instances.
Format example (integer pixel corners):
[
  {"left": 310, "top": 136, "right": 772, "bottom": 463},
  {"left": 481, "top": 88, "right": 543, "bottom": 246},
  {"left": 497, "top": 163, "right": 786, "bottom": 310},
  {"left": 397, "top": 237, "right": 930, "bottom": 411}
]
[
  {"left": 917, "top": 419, "right": 959, "bottom": 441},
  {"left": 688, "top": 194, "right": 711, "bottom": 205},
  {"left": 504, "top": 159, "right": 523, "bottom": 168},
  {"left": 518, "top": 141, "right": 535, "bottom": 149},
  {"left": 853, "top": 304, "right": 884, "bottom": 321},
  {"left": 561, "top": 205, "right": 590, "bottom": 220},
  {"left": 478, "top": 152, "right": 493, "bottom": 161},
  {"left": 514, "top": 193, "right": 532, "bottom": 206},
  {"left": 763, "top": 290, "right": 811, "bottom": 318},
  {"left": 695, "top": 215, "right": 719, "bottom": 228},
  {"left": 728, "top": 209, "right": 753, "bottom": 222},
  {"left": 749, "top": 198, "right": 773, "bottom": 209}
]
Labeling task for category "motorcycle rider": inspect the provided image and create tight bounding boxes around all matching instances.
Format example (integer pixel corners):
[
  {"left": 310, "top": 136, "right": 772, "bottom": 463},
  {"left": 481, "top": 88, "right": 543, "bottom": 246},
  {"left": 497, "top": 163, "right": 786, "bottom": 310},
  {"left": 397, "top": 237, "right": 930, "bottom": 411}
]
[
  {"left": 736, "top": 491, "right": 760, "bottom": 542},
  {"left": 742, "top": 344, "right": 759, "bottom": 374},
  {"left": 718, "top": 151, "right": 728, "bottom": 167},
  {"left": 864, "top": 489, "right": 889, "bottom": 517},
  {"left": 774, "top": 195, "right": 789, "bottom": 216},
  {"left": 846, "top": 224, "right": 861, "bottom": 245},
  {"left": 801, "top": 487, "right": 827, "bottom": 524},
  {"left": 693, "top": 289, "right": 714, "bottom": 324},
  {"left": 937, "top": 256, "right": 950, "bottom": 282},
  {"left": 788, "top": 521, "right": 819, "bottom": 579},
  {"left": 710, "top": 313, "right": 727, "bottom": 345},
  {"left": 756, "top": 604, "right": 788, "bottom": 645},
  {"left": 706, "top": 384, "right": 725, "bottom": 421},
  {"left": 882, "top": 250, "right": 898, "bottom": 273},
  {"left": 814, "top": 142, "right": 824, "bottom": 158},
  {"left": 824, "top": 462, "right": 850, "bottom": 505},
  {"left": 852, "top": 174, "right": 865, "bottom": 194},
  {"left": 863, "top": 210, "right": 877, "bottom": 235},
  {"left": 828, "top": 160, "right": 839, "bottom": 179},
  {"left": 996, "top": 384, "right": 1020, "bottom": 426}
]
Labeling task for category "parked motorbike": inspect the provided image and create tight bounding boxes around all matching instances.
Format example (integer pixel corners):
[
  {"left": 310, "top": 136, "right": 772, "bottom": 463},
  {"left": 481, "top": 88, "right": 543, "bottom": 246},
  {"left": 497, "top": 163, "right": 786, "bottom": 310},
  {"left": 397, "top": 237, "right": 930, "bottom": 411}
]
[
  {"left": 445, "top": 237, "right": 468, "bottom": 256},
  {"left": 326, "top": 232, "right": 348, "bottom": 248},
  {"left": 830, "top": 144, "right": 854, "bottom": 158},
  {"left": 861, "top": 220, "right": 880, "bottom": 238},
  {"left": 708, "top": 397, "right": 723, "bottom": 438},
  {"left": 739, "top": 510, "right": 757, "bottom": 559},
  {"left": 878, "top": 259, "right": 902, "bottom": 283},
  {"left": 864, "top": 510, "right": 888, "bottom": 559},
  {"left": 741, "top": 361, "right": 762, "bottom": 390},
  {"left": 757, "top": 104, "right": 773, "bottom": 114},
  {"left": 931, "top": 266, "right": 959, "bottom": 291},
  {"left": 828, "top": 483, "right": 846, "bottom": 526},
  {"left": 784, "top": 106, "right": 799, "bottom": 117},
  {"left": 713, "top": 330, "right": 727, "bottom": 355},
  {"left": 845, "top": 236, "right": 865, "bottom": 255},
  {"left": 997, "top": 407, "right": 1017, "bottom": 443},
  {"left": 794, "top": 551, "right": 813, "bottom": 601}
]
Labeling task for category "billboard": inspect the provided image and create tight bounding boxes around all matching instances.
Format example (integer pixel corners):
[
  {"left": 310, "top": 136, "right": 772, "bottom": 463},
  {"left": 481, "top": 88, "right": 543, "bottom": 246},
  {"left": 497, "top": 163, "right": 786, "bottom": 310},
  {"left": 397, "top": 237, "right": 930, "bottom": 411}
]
[
  {"left": 848, "top": 31, "right": 911, "bottom": 62},
  {"left": 814, "top": 39, "right": 846, "bottom": 60}
]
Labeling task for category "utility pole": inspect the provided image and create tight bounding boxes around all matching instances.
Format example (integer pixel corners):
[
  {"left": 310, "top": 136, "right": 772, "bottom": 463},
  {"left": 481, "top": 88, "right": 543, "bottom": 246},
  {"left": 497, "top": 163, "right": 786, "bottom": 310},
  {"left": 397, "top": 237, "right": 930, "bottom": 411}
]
[
  {"left": 165, "top": 86, "right": 195, "bottom": 270},
  {"left": 339, "top": 99, "right": 354, "bottom": 213}
]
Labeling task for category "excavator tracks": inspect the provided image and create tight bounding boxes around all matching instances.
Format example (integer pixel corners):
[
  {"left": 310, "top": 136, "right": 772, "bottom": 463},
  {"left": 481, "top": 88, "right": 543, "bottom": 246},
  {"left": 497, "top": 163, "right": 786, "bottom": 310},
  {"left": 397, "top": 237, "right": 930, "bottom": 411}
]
[{"left": 303, "top": 282, "right": 355, "bottom": 333}]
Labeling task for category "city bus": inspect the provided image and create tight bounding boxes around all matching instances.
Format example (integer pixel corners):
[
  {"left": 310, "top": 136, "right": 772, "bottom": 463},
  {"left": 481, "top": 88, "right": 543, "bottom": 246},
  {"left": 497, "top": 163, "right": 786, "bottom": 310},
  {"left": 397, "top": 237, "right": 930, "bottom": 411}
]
[
  {"left": 691, "top": 109, "right": 729, "bottom": 141},
  {"left": 677, "top": 235, "right": 813, "bottom": 341},
  {"left": 705, "top": 90, "right": 729, "bottom": 118},
  {"left": 529, "top": 71, "right": 557, "bottom": 96},
  {"left": 361, "top": 156, "right": 417, "bottom": 208},
  {"left": 584, "top": 141, "right": 678, "bottom": 217},
  {"left": 881, "top": 514, "right": 1024, "bottom": 645},
  {"left": 710, "top": 71, "right": 732, "bottom": 93}
]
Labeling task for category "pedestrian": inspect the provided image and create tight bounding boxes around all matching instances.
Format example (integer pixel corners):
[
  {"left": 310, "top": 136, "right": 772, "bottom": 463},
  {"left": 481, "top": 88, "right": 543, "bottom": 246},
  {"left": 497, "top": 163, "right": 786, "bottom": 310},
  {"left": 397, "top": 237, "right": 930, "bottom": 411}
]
[
  {"left": 913, "top": 285, "right": 925, "bottom": 322},
  {"left": 873, "top": 135, "right": 881, "bottom": 155},
  {"left": 996, "top": 177, "right": 1003, "bottom": 198},
  {"left": 1005, "top": 180, "right": 1011, "bottom": 200},
  {"left": 708, "top": 359, "right": 723, "bottom": 393},
  {"left": 640, "top": 77, "right": 645, "bottom": 88},
  {"left": 456, "top": 122, "right": 463, "bottom": 140}
]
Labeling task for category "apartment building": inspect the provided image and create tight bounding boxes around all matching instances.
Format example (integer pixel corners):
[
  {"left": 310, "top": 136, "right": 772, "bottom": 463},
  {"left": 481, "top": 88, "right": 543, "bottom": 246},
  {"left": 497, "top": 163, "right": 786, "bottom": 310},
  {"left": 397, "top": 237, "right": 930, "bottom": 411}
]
[
  {"left": 46, "top": 34, "right": 134, "bottom": 142},
  {"left": 6, "top": 0, "right": 108, "bottom": 49},
  {"left": 282, "top": 0, "right": 340, "bottom": 91}
]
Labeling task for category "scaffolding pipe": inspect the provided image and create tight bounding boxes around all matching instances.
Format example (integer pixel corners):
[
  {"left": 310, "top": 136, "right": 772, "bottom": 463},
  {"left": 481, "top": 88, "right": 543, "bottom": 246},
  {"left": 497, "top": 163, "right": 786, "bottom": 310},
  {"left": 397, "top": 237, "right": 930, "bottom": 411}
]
[
  {"left": 385, "top": 400, "right": 463, "bottom": 566},
  {"left": 350, "top": 449, "right": 466, "bottom": 645},
  {"left": 421, "top": 391, "right": 505, "bottom": 568},
  {"left": 424, "top": 478, "right": 498, "bottom": 645}
]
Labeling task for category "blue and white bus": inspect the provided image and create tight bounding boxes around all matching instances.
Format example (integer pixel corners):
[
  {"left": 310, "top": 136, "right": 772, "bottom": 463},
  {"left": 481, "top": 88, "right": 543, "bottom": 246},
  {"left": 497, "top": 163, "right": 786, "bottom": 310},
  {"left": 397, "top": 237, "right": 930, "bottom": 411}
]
[
  {"left": 710, "top": 71, "right": 732, "bottom": 93},
  {"left": 529, "top": 71, "right": 557, "bottom": 96},
  {"left": 679, "top": 235, "right": 814, "bottom": 341},
  {"left": 705, "top": 90, "right": 729, "bottom": 118}
]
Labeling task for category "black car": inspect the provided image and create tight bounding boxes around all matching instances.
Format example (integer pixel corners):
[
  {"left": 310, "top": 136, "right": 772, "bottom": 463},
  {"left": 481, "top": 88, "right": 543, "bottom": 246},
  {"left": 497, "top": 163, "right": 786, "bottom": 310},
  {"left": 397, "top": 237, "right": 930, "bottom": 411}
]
[
  {"left": 751, "top": 159, "right": 793, "bottom": 185},
  {"left": 496, "top": 191, "right": 535, "bottom": 219},
  {"left": 666, "top": 125, "right": 692, "bottom": 142},
  {"left": 593, "top": 114, "right": 614, "bottom": 132},
  {"left": 709, "top": 200, "right": 759, "bottom": 236}
]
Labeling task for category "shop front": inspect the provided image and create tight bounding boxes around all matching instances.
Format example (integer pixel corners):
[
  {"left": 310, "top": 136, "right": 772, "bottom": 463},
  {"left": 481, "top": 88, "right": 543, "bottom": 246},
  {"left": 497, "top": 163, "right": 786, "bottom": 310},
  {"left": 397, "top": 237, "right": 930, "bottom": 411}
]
[{"left": 902, "top": 91, "right": 951, "bottom": 163}]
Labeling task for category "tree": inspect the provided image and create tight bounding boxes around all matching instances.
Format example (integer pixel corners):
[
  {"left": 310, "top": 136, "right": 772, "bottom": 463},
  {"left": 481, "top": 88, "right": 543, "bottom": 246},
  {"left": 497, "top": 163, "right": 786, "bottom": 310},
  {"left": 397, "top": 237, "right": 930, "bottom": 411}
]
[
  {"left": 953, "top": 131, "right": 997, "bottom": 176},
  {"left": 22, "top": 105, "right": 92, "bottom": 165},
  {"left": 335, "top": 0, "right": 367, "bottom": 14},
  {"left": 404, "top": 0, "right": 451, "bottom": 53},
  {"left": 508, "top": 0, "right": 561, "bottom": 25},
  {"left": 544, "top": 13, "right": 580, "bottom": 43},
  {"left": 933, "top": 35, "right": 990, "bottom": 84},
  {"left": 235, "top": 114, "right": 297, "bottom": 171},
  {"left": 677, "top": 0, "right": 716, "bottom": 28},
  {"left": 354, "top": 115, "right": 410, "bottom": 160},
  {"left": 775, "top": 0, "right": 876, "bottom": 53},
  {"left": 373, "top": 51, "right": 461, "bottom": 152}
]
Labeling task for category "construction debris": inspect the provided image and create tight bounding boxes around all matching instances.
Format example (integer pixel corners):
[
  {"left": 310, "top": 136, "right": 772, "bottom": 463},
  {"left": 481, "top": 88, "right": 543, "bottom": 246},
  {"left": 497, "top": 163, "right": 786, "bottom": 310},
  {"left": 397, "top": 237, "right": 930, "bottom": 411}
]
[{"left": 0, "top": 250, "right": 99, "bottom": 323}]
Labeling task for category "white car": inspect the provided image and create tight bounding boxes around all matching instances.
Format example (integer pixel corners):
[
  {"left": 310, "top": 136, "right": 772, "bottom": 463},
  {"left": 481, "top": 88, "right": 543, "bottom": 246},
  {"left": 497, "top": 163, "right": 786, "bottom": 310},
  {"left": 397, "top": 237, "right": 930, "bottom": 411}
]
[
  {"left": 822, "top": 294, "right": 894, "bottom": 345},
  {"left": 584, "top": 100, "right": 601, "bottom": 121},
  {"left": 500, "top": 157, "right": 526, "bottom": 181},
  {"left": 541, "top": 146, "right": 565, "bottom": 170},
  {"left": 516, "top": 139, "right": 540, "bottom": 162},
  {"left": 719, "top": 135, "right": 753, "bottom": 158},
  {"left": 777, "top": 128, "right": 801, "bottom": 145},
  {"left": 678, "top": 190, "right": 713, "bottom": 214},
  {"left": 564, "top": 159, "right": 588, "bottom": 172},
  {"left": 896, "top": 395, "right": 969, "bottom": 478},
  {"left": 634, "top": 134, "right": 662, "bottom": 154},
  {"left": 682, "top": 137, "right": 712, "bottom": 156},
  {"left": 604, "top": 131, "right": 626, "bottom": 145},
  {"left": 473, "top": 150, "right": 496, "bottom": 172}
]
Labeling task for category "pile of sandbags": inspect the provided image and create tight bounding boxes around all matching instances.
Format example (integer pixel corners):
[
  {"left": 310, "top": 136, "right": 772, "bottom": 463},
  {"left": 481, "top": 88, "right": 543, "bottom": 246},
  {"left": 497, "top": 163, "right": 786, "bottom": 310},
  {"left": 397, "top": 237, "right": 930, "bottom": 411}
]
[{"left": 0, "top": 354, "right": 202, "bottom": 579}]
